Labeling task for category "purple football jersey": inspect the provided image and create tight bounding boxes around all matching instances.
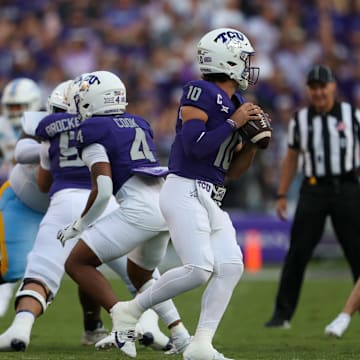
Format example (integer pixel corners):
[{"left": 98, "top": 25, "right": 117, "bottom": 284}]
[
  {"left": 75, "top": 113, "right": 160, "bottom": 194},
  {"left": 169, "top": 79, "right": 246, "bottom": 184},
  {"left": 36, "top": 113, "right": 91, "bottom": 196}
]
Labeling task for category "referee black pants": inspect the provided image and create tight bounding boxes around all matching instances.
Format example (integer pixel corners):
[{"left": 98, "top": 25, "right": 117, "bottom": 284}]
[{"left": 273, "top": 179, "right": 360, "bottom": 321}]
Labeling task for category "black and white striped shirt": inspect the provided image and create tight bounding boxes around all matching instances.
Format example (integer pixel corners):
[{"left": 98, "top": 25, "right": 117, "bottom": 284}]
[{"left": 288, "top": 101, "right": 360, "bottom": 177}]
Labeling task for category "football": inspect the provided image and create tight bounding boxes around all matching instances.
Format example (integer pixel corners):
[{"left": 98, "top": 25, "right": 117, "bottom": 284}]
[{"left": 239, "top": 113, "right": 272, "bottom": 149}]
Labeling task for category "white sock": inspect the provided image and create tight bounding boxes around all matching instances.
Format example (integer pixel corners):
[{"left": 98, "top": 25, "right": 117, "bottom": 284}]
[
  {"left": 139, "top": 278, "right": 182, "bottom": 326},
  {"left": 193, "top": 328, "right": 215, "bottom": 344},
  {"left": 136, "top": 265, "right": 210, "bottom": 310},
  {"left": 170, "top": 322, "right": 190, "bottom": 339},
  {"left": 12, "top": 311, "right": 35, "bottom": 339},
  {"left": 126, "top": 300, "right": 144, "bottom": 319},
  {"left": 198, "top": 263, "right": 242, "bottom": 330}
]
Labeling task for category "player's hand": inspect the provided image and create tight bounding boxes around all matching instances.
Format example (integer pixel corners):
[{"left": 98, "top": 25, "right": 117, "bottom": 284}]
[
  {"left": 276, "top": 198, "right": 287, "bottom": 221},
  {"left": 57, "top": 220, "right": 81, "bottom": 246},
  {"left": 230, "top": 102, "right": 264, "bottom": 128}
]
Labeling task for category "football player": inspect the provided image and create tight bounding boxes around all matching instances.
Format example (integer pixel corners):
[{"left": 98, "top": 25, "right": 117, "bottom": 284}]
[
  {"left": 0, "top": 81, "right": 169, "bottom": 351},
  {"left": 95, "top": 28, "right": 266, "bottom": 360},
  {"left": 57, "top": 70, "right": 191, "bottom": 358},
  {"left": 0, "top": 80, "right": 115, "bottom": 345},
  {"left": 0, "top": 78, "right": 42, "bottom": 184},
  {"left": 0, "top": 78, "right": 43, "bottom": 316}
]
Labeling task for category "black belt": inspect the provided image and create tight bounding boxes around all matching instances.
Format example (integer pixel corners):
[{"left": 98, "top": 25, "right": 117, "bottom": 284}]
[{"left": 305, "top": 172, "right": 358, "bottom": 186}]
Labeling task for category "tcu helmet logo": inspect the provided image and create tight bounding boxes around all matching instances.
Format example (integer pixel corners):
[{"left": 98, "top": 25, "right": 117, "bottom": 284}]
[{"left": 214, "top": 30, "right": 244, "bottom": 44}]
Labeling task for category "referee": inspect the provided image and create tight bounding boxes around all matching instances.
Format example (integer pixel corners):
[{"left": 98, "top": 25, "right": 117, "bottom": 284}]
[{"left": 265, "top": 64, "right": 360, "bottom": 328}]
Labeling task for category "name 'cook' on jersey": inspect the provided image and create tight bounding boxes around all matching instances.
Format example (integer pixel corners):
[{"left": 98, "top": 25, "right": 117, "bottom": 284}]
[
  {"left": 75, "top": 113, "right": 160, "bottom": 194},
  {"left": 36, "top": 112, "right": 91, "bottom": 197},
  {"left": 169, "top": 79, "right": 246, "bottom": 185}
]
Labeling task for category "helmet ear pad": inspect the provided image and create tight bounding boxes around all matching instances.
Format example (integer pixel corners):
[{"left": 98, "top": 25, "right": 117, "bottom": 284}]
[{"left": 197, "top": 28, "right": 259, "bottom": 88}]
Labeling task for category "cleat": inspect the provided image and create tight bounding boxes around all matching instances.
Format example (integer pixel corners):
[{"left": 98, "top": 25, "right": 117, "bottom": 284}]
[
  {"left": 81, "top": 326, "right": 108, "bottom": 346},
  {"left": 95, "top": 333, "right": 114, "bottom": 350},
  {"left": 183, "top": 341, "right": 233, "bottom": 360},
  {"left": 10, "top": 339, "right": 26, "bottom": 352},
  {"left": 264, "top": 316, "right": 291, "bottom": 329},
  {"left": 166, "top": 335, "right": 192, "bottom": 355},
  {"left": 212, "top": 349, "right": 234, "bottom": 360},
  {"left": 0, "top": 328, "right": 29, "bottom": 352},
  {"left": 96, "top": 302, "right": 139, "bottom": 357},
  {"left": 182, "top": 341, "right": 215, "bottom": 360},
  {"left": 136, "top": 309, "right": 171, "bottom": 351},
  {"left": 138, "top": 332, "right": 154, "bottom": 346},
  {"left": 325, "top": 313, "right": 351, "bottom": 338},
  {"left": 95, "top": 330, "right": 137, "bottom": 357}
]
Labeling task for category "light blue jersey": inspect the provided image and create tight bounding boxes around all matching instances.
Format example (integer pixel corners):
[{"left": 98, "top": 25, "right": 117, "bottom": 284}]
[{"left": 0, "top": 181, "right": 44, "bottom": 282}]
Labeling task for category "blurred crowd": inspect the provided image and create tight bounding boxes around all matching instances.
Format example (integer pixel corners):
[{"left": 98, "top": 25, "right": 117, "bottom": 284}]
[{"left": 0, "top": 0, "right": 360, "bottom": 212}]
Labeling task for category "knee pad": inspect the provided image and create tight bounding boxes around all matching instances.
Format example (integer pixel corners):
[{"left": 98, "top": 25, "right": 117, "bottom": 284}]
[{"left": 15, "top": 278, "right": 54, "bottom": 314}]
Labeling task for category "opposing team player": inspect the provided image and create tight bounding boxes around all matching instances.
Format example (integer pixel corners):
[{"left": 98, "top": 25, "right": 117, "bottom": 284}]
[
  {"left": 0, "top": 78, "right": 42, "bottom": 183},
  {"left": 57, "top": 70, "right": 191, "bottom": 357},
  {"left": 0, "top": 78, "right": 43, "bottom": 316},
  {"left": 94, "top": 28, "right": 266, "bottom": 360}
]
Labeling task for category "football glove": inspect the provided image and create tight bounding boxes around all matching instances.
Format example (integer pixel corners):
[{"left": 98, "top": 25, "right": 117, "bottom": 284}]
[{"left": 57, "top": 219, "right": 83, "bottom": 246}]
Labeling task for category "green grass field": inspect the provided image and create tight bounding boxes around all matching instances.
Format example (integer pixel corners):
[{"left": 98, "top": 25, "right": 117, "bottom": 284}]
[{"left": 1, "top": 260, "right": 360, "bottom": 360}]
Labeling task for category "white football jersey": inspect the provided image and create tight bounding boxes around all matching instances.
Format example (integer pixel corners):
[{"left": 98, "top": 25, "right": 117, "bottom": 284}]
[
  {"left": 9, "top": 163, "right": 49, "bottom": 213},
  {"left": 0, "top": 115, "right": 18, "bottom": 175}
]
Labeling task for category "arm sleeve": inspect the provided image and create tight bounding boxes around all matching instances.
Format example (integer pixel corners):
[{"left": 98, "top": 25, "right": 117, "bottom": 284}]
[
  {"left": 39, "top": 141, "right": 51, "bottom": 170},
  {"left": 181, "top": 119, "right": 235, "bottom": 159},
  {"left": 74, "top": 143, "right": 112, "bottom": 231},
  {"left": 14, "top": 138, "right": 41, "bottom": 164},
  {"left": 76, "top": 175, "right": 113, "bottom": 230}
]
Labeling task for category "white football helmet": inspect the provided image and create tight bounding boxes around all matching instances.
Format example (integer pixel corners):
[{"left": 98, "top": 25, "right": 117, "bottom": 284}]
[
  {"left": 47, "top": 80, "right": 72, "bottom": 113},
  {"left": 1, "top": 78, "right": 42, "bottom": 127},
  {"left": 197, "top": 28, "right": 259, "bottom": 90},
  {"left": 66, "top": 73, "right": 91, "bottom": 115},
  {"left": 74, "top": 70, "right": 127, "bottom": 120}
]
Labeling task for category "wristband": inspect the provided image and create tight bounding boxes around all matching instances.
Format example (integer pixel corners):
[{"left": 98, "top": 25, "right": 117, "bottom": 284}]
[
  {"left": 276, "top": 194, "right": 286, "bottom": 199},
  {"left": 226, "top": 118, "right": 238, "bottom": 129}
]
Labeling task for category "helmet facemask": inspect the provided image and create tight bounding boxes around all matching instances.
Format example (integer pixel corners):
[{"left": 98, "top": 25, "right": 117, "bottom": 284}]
[
  {"left": 1, "top": 78, "right": 42, "bottom": 128},
  {"left": 197, "top": 28, "right": 260, "bottom": 90},
  {"left": 222, "top": 49, "right": 259, "bottom": 90}
]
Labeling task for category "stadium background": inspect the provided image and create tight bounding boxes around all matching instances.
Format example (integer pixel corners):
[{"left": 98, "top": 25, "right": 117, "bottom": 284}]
[{"left": 1, "top": 0, "right": 360, "bottom": 263}]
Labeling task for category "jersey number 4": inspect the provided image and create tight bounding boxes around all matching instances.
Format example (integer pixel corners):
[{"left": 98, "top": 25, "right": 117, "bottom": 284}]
[{"left": 130, "top": 128, "right": 156, "bottom": 162}]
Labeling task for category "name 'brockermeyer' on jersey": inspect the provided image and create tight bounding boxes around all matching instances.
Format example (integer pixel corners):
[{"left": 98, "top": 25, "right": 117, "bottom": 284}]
[
  {"left": 36, "top": 112, "right": 91, "bottom": 197},
  {"left": 75, "top": 113, "right": 160, "bottom": 194},
  {"left": 169, "top": 79, "right": 245, "bottom": 185},
  {"left": 44, "top": 113, "right": 82, "bottom": 137}
]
